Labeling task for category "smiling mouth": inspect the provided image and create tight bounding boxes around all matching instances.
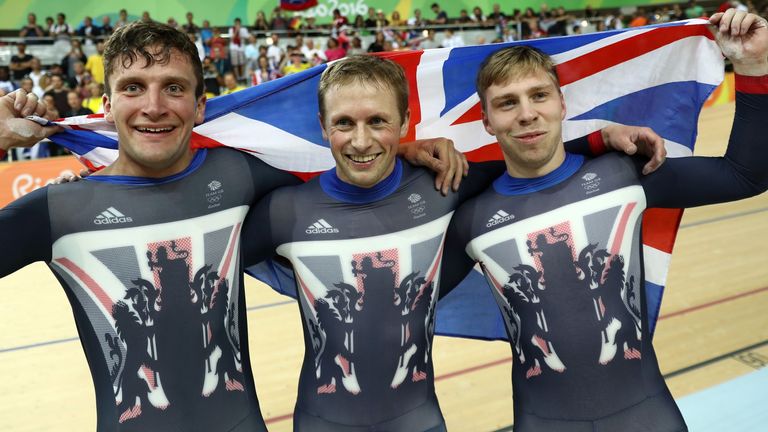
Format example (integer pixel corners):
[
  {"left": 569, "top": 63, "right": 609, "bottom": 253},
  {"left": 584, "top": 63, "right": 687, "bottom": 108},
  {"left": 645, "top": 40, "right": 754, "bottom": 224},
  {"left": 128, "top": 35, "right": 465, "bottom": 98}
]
[
  {"left": 346, "top": 153, "right": 380, "bottom": 163},
  {"left": 136, "top": 126, "right": 174, "bottom": 134}
]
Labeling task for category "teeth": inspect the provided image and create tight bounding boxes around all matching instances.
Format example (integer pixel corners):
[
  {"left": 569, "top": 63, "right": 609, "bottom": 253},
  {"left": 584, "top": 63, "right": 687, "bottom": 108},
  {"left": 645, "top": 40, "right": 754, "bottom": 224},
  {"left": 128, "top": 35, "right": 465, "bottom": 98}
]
[
  {"left": 348, "top": 154, "right": 378, "bottom": 163},
  {"left": 137, "top": 127, "right": 173, "bottom": 133}
]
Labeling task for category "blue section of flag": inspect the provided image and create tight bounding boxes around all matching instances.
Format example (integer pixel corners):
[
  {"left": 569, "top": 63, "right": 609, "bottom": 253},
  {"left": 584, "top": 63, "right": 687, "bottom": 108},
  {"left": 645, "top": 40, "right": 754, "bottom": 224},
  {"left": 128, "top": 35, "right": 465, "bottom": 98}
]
[
  {"left": 570, "top": 81, "right": 718, "bottom": 148},
  {"left": 435, "top": 269, "right": 508, "bottom": 340},
  {"left": 206, "top": 65, "right": 328, "bottom": 146},
  {"left": 644, "top": 280, "right": 665, "bottom": 336},
  {"left": 54, "top": 128, "right": 118, "bottom": 153}
]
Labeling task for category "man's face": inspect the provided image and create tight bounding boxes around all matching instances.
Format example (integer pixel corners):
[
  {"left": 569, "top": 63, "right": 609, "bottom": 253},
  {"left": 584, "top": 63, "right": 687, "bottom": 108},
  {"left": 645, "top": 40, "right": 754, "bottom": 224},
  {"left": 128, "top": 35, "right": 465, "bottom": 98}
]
[
  {"left": 481, "top": 70, "right": 566, "bottom": 178},
  {"left": 20, "top": 79, "right": 33, "bottom": 93},
  {"left": 224, "top": 74, "right": 237, "bottom": 89},
  {"left": 67, "top": 92, "right": 81, "bottom": 109},
  {"left": 28, "top": 14, "right": 36, "bottom": 24},
  {"left": 103, "top": 48, "right": 205, "bottom": 177},
  {"left": 321, "top": 82, "right": 408, "bottom": 188},
  {"left": 51, "top": 75, "right": 63, "bottom": 89}
]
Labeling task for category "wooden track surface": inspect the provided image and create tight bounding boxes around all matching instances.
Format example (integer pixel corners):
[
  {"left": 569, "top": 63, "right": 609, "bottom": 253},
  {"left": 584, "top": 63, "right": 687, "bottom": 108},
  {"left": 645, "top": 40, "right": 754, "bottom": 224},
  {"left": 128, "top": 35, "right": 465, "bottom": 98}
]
[{"left": 1, "top": 101, "right": 766, "bottom": 431}]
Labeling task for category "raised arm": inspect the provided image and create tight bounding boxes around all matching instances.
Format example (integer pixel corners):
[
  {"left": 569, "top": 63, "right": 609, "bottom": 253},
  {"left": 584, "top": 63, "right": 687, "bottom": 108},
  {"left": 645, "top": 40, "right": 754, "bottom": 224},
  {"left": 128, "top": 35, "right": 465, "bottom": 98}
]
[{"left": 641, "top": 11, "right": 768, "bottom": 208}]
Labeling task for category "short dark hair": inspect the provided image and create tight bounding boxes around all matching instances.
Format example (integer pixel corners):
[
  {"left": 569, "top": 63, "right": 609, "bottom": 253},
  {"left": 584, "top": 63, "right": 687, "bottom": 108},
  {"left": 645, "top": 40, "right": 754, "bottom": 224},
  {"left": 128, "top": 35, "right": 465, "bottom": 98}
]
[{"left": 103, "top": 21, "right": 204, "bottom": 97}]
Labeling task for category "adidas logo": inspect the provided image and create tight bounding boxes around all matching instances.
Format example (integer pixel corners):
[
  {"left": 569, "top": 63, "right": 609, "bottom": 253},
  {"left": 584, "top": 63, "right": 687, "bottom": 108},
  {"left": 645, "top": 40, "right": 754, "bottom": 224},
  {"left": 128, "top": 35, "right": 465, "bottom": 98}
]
[
  {"left": 305, "top": 218, "right": 339, "bottom": 234},
  {"left": 486, "top": 209, "right": 514, "bottom": 227},
  {"left": 94, "top": 207, "right": 133, "bottom": 225}
]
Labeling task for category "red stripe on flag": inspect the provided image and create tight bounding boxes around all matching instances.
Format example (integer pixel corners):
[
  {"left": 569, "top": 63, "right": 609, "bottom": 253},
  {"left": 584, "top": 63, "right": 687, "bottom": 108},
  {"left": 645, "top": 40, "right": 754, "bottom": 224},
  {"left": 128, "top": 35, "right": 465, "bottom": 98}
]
[
  {"left": 557, "top": 25, "right": 714, "bottom": 86},
  {"left": 463, "top": 142, "right": 504, "bottom": 163},
  {"left": 451, "top": 101, "right": 483, "bottom": 126},
  {"left": 218, "top": 223, "right": 242, "bottom": 287},
  {"left": 191, "top": 131, "right": 226, "bottom": 149},
  {"left": 380, "top": 50, "right": 425, "bottom": 143},
  {"left": 641, "top": 208, "right": 684, "bottom": 253}
]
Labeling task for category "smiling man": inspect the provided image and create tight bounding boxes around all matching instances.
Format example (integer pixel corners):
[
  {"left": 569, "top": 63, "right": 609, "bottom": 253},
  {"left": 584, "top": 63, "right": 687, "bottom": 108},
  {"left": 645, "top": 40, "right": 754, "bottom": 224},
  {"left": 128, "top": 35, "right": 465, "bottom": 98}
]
[{"left": 441, "top": 10, "right": 768, "bottom": 432}]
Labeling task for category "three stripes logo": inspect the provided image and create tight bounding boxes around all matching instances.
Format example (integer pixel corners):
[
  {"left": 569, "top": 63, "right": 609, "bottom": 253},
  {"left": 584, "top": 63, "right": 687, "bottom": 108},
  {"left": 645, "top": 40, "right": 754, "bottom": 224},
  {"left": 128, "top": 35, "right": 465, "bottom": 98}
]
[
  {"left": 94, "top": 207, "right": 133, "bottom": 225},
  {"left": 306, "top": 218, "right": 339, "bottom": 234},
  {"left": 486, "top": 209, "right": 514, "bottom": 228}
]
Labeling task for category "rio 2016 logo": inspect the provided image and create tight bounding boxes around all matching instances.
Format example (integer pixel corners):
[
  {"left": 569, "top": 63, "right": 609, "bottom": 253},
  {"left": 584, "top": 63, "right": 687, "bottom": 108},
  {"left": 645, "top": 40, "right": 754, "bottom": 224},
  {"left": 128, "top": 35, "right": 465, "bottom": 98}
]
[
  {"left": 305, "top": 0, "right": 370, "bottom": 18},
  {"left": 12, "top": 170, "right": 77, "bottom": 199}
]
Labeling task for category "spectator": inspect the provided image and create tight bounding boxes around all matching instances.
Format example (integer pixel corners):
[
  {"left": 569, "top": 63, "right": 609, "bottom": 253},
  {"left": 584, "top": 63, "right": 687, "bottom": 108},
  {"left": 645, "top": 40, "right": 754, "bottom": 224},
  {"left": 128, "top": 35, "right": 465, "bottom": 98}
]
[
  {"left": 441, "top": 28, "right": 465, "bottom": 47},
  {"left": 547, "top": 7, "right": 570, "bottom": 35},
  {"left": 271, "top": 7, "right": 288, "bottom": 30},
  {"left": 584, "top": 5, "right": 596, "bottom": 18},
  {"left": 50, "top": 12, "right": 74, "bottom": 49},
  {"left": 685, "top": 0, "right": 705, "bottom": 18},
  {"left": 254, "top": 11, "right": 270, "bottom": 33},
  {"left": 82, "top": 81, "right": 103, "bottom": 113},
  {"left": 629, "top": 9, "right": 649, "bottom": 27},
  {"left": 266, "top": 33, "right": 285, "bottom": 70},
  {"left": 42, "top": 94, "right": 60, "bottom": 120},
  {"left": 44, "top": 74, "right": 69, "bottom": 115},
  {"left": 364, "top": 7, "right": 377, "bottom": 28},
  {"left": 408, "top": 8, "right": 426, "bottom": 27},
  {"left": 166, "top": 16, "right": 180, "bottom": 30},
  {"left": 19, "top": 77, "right": 34, "bottom": 95},
  {"left": 77, "top": 16, "right": 101, "bottom": 46},
  {"left": 0, "top": 67, "right": 16, "bottom": 94},
  {"left": 431, "top": 3, "right": 449, "bottom": 25},
  {"left": 457, "top": 10, "right": 473, "bottom": 24},
  {"left": 251, "top": 55, "right": 277, "bottom": 85},
  {"left": 140, "top": 11, "right": 153, "bottom": 23},
  {"left": 282, "top": 50, "right": 310, "bottom": 75},
  {"left": 303, "top": 16, "right": 319, "bottom": 30},
  {"left": 419, "top": 28, "right": 439, "bottom": 49},
  {"left": 20, "top": 13, "right": 45, "bottom": 43},
  {"left": 367, "top": 31, "right": 386, "bottom": 52},
  {"left": 353, "top": 14, "right": 366, "bottom": 30},
  {"left": 44, "top": 16, "right": 54, "bottom": 35},
  {"left": 221, "top": 72, "right": 245, "bottom": 95},
  {"left": 188, "top": 32, "right": 205, "bottom": 61},
  {"left": 489, "top": 4, "right": 507, "bottom": 24},
  {"left": 64, "top": 90, "right": 93, "bottom": 117},
  {"left": 200, "top": 20, "right": 213, "bottom": 57},
  {"left": 115, "top": 9, "right": 129, "bottom": 28},
  {"left": 333, "top": 8, "right": 349, "bottom": 30},
  {"left": 324, "top": 37, "right": 347, "bottom": 61},
  {"left": 209, "top": 27, "right": 229, "bottom": 75},
  {"left": 229, "top": 17, "right": 250, "bottom": 80},
  {"left": 244, "top": 34, "right": 260, "bottom": 75},
  {"left": 67, "top": 61, "right": 91, "bottom": 91},
  {"left": 60, "top": 39, "right": 87, "bottom": 80},
  {"left": 202, "top": 56, "right": 221, "bottom": 97},
  {"left": 347, "top": 36, "right": 365, "bottom": 55},
  {"left": 471, "top": 6, "right": 488, "bottom": 25},
  {"left": 101, "top": 15, "right": 114, "bottom": 35},
  {"left": 375, "top": 9, "right": 389, "bottom": 28},
  {"left": 28, "top": 58, "right": 47, "bottom": 97},
  {"left": 393, "top": 11, "right": 408, "bottom": 27},
  {"left": 10, "top": 43, "right": 34, "bottom": 83},
  {"left": 670, "top": 4, "right": 687, "bottom": 20},
  {"left": 182, "top": 12, "right": 199, "bottom": 34}
]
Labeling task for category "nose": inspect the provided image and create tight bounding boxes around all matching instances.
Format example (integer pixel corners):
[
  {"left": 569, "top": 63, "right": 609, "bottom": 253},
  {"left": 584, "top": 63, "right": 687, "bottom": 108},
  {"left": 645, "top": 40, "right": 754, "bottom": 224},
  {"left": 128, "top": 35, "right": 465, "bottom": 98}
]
[
  {"left": 517, "top": 99, "right": 538, "bottom": 124},
  {"left": 349, "top": 122, "right": 372, "bottom": 152},
  {"left": 142, "top": 88, "right": 167, "bottom": 120}
]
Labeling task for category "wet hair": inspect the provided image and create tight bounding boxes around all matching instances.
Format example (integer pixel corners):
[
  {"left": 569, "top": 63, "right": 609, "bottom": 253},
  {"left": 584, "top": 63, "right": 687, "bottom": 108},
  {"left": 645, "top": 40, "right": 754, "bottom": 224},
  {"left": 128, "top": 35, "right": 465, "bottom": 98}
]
[
  {"left": 318, "top": 54, "right": 409, "bottom": 124},
  {"left": 103, "top": 20, "right": 203, "bottom": 97},
  {"left": 476, "top": 45, "right": 560, "bottom": 111}
]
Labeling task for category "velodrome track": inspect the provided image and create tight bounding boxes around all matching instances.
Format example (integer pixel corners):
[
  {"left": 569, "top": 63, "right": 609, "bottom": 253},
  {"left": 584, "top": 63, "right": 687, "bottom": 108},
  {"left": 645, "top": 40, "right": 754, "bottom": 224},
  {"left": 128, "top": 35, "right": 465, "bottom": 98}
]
[{"left": 1, "top": 101, "right": 766, "bottom": 431}]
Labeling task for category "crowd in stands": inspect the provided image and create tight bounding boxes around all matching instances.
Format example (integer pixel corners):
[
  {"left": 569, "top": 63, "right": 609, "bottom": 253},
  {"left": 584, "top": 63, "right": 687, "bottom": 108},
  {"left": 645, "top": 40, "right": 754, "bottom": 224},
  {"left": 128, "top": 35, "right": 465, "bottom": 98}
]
[{"left": 1, "top": 0, "right": 766, "bottom": 160}]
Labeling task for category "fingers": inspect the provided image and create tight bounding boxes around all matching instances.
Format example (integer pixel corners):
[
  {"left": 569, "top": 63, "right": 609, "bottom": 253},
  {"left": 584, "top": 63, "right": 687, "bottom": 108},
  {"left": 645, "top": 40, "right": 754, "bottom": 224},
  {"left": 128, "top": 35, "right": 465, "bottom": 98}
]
[
  {"left": 635, "top": 127, "right": 666, "bottom": 175},
  {"left": 720, "top": 8, "right": 737, "bottom": 33},
  {"left": 435, "top": 144, "right": 456, "bottom": 195},
  {"left": 19, "top": 92, "right": 41, "bottom": 117},
  {"left": 451, "top": 150, "right": 469, "bottom": 192}
]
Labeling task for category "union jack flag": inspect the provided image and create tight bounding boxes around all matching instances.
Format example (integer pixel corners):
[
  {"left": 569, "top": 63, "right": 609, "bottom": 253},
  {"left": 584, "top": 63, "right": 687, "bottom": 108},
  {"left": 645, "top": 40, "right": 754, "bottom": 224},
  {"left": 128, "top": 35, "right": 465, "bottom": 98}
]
[
  {"left": 48, "top": 20, "right": 723, "bottom": 338},
  {"left": 280, "top": 0, "right": 319, "bottom": 11}
]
